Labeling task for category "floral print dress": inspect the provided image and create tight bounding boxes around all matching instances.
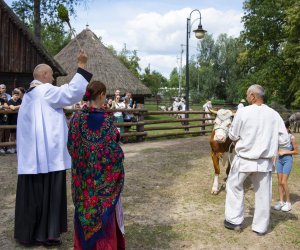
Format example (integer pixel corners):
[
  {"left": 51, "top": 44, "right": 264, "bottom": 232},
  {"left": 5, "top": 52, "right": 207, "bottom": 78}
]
[{"left": 67, "top": 106, "right": 125, "bottom": 250}]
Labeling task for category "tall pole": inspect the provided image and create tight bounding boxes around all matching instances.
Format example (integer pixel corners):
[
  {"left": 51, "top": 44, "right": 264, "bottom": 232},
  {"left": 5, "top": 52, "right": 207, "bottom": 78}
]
[
  {"left": 179, "top": 44, "right": 184, "bottom": 97},
  {"left": 186, "top": 18, "right": 190, "bottom": 114}
]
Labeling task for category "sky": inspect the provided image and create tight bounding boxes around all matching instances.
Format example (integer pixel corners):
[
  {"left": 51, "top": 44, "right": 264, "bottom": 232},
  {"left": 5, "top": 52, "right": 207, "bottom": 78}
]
[{"left": 5, "top": 0, "right": 245, "bottom": 78}]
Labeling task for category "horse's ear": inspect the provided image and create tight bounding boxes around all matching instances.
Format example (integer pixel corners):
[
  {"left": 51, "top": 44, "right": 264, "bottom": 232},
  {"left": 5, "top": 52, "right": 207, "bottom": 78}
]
[{"left": 208, "top": 107, "right": 218, "bottom": 115}]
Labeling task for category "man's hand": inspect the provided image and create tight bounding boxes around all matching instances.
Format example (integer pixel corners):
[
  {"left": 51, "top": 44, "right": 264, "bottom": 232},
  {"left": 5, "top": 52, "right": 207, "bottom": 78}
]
[{"left": 77, "top": 49, "right": 88, "bottom": 69}]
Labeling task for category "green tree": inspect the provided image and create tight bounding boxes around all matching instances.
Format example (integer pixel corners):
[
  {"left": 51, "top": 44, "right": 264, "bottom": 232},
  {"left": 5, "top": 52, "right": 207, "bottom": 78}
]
[
  {"left": 194, "top": 34, "right": 243, "bottom": 102},
  {"left": 240, "top": 0, "right": 299, "bottom": 107},
  {"left": 168, "top": 68, "right": 179, "bottom": 88},
  {"left": 142, "top": 67, "right": 167, "bottom": 96},
  {"left": 111, "top": 44, "right": 141, "bottom": 79},
  {"left": 12, "top": 0, "right": 84, "bottom": 54}
]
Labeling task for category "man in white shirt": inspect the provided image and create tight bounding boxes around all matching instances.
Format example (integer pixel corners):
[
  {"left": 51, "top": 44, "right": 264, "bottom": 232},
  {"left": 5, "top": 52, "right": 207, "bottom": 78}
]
[
  {"left": 224, "top": 84, "right": 289, "bottom": 236},
  {"left": 14, "top": 50, "right": 93, "bottom": 246},
  {"left": 203, "top": 100, "right": 213, "bottom": 123}
]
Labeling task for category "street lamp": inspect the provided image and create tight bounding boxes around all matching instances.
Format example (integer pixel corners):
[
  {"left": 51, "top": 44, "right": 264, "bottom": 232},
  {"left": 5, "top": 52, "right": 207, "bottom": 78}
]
[{"left": 185, "top": 9, "right": 206, "bottom": 113}]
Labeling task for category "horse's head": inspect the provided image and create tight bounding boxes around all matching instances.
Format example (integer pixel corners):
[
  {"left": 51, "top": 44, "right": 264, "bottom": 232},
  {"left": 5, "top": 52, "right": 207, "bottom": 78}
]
[{"left": 209, "top": 108, "right": 234, "bottom": 143}]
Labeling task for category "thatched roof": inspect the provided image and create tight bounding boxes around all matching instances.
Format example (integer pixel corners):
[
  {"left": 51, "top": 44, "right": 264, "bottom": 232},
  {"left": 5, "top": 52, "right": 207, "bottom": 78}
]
[
  {"left": 55, "top": 28, "right": 151, "bottom": 96},
  {"left": 0, "top": 0, "right": 66, "bottom": 77}
]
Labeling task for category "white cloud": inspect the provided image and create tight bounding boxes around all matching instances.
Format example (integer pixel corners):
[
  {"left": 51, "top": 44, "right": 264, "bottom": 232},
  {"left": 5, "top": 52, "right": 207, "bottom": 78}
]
[{"left": 74, "top": 6, "right": 243, "bottom": 78}]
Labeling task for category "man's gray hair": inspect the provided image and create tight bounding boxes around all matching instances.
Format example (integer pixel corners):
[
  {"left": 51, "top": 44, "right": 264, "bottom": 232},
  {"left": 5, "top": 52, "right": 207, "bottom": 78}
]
[
  {"left": 0, "top": 84, "right": 6, "bottom": 88},
  {"left": 247, "top": 84, "right": 265, "bottom": 99}
]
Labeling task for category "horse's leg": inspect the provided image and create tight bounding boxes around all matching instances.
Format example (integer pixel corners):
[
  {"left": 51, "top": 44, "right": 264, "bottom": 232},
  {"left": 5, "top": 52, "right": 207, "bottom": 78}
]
[{"left": 211, "top": 150, "right": 220, "bottom": 194}]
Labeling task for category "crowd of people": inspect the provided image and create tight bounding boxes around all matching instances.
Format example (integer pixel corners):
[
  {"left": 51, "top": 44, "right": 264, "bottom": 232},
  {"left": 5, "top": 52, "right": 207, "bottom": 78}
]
[
  {"left": 0, "top": 49, "right": 297, "bottom": 249},
  {"left": 0, "top": 84, "right": 24, "bottom": 154}
]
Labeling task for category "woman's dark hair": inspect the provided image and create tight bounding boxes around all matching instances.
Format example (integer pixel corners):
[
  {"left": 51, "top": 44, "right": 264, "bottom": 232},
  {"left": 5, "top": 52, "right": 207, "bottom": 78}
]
[
  {"left": 285, "top": 120, "right": 290, "bottom": 128},
  {"left": 83, "top": 81, "right": 106, "bottom": 101}
]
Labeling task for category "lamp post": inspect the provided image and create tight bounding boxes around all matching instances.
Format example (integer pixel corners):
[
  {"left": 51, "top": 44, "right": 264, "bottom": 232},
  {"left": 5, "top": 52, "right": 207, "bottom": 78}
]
[{"left": 185, "top": 9, "right": 206, "bottom": 114}]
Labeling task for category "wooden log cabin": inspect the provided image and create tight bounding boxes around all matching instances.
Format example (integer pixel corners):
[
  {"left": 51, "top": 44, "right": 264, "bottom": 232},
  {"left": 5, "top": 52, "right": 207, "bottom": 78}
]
[{"left": 0, "top": 0, "right": 66, "bottom": 94}]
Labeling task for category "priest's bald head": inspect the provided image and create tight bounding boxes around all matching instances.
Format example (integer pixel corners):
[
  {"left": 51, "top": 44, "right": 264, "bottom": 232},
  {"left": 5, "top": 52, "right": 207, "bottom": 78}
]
[{"left": 33, "top": 64, "right": 54, "bottom": 84}]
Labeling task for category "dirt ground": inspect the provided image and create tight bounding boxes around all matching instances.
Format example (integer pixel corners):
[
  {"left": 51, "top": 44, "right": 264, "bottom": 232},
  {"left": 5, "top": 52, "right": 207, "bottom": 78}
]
[{"left": 0, "top": 135, "right": 299, "bottom": 250}]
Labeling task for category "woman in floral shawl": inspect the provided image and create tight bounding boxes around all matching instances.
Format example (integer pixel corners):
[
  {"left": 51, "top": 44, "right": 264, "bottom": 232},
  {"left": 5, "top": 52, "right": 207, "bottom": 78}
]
[{"left": 68, "top": 81, "right": 125, "bottom": 250}]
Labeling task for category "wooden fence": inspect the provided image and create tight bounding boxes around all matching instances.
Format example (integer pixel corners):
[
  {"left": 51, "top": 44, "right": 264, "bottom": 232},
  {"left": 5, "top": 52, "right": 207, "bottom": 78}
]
[
  {"left": 0, "top": 108, "right": 214, "bottom": 148},
  {"left": 1, "top": 107, "right": 299, "bottom": 149}
]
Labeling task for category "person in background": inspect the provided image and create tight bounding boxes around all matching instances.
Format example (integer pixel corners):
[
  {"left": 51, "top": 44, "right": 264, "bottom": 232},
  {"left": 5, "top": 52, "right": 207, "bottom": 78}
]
[
  {"left": 126, "top": 92, "right": 135, "bottom": 108},
  {"left": 115, "top": 89, "right": 121, "bottom": 99},
  {"left": 106, "top": 98, "right": 113, "bottom": 109},
  {"left": 0, "top": 95, "right": 9, "bottom": 154},
  {"left": 274, "top": 120, "right": 298, "bottom": 212},
  {"left": 0, "top": 84, "right": 12, "bottom": 101},
  {"left": 17, "top": 87, "right": 26, "bottom": 100},
  {"left": 111, "top": 95, "right": 125, "bottom": 134},
  {"left": 7, "top": 89, "right": 22, "bottom": 154},
  {"left": 237, "top": 99, "right": 246, "bottom": 109},
  {"left": 224, "top": 84, "right": 289, "bottom": 236},
  {"left": 68, "top": 81, "right": 125, "bottom": 250},
  {"left": 203, "top": 100, "right": 213, "bottom": 124},
  {"left": 14, "top": 50, "right": 92, "bottom": 247}
]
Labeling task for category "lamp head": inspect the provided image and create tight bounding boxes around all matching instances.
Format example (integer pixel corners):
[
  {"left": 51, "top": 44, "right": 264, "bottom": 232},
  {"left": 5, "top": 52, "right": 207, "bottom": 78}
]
[{"left": 193, "top": 24, "right": 206, "bottom": 39}]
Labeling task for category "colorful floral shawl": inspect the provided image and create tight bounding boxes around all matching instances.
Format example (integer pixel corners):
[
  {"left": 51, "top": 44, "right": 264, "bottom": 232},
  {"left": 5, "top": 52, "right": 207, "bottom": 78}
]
[{"left": 67, "top": 106, "right": 124, "bottom": 249}]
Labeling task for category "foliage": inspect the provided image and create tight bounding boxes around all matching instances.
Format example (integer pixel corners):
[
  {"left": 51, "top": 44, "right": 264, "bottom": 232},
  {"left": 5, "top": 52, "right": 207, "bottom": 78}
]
[
  {"left": 185, "top": 34, "right": 243, "bottom": 103},
  {"left": 240, "top": 0, "right": 300, "bottom": 107},
  {"left": 11, "top": 0, "right": 84, "bottom": 55},
  {"left": 107, "top": 44, "right": 141, "bottom": 79},
  {"left": 12, "top": 0, "right": 81, "bottom": 26},
  {"left": 168, "top": 68, "right": 180, "bottom": 88},
  {"left": 142, "top": 67, "right": 167, "bottom": 96}
]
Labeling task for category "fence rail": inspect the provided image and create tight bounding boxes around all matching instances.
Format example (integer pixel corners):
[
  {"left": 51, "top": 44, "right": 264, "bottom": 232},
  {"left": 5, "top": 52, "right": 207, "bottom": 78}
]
[
  {"left": 1, "top": 107, "right": 299, "bottom": 148},
  {"left": 0, "top": 108, "right": 214, "bottom": 148}
]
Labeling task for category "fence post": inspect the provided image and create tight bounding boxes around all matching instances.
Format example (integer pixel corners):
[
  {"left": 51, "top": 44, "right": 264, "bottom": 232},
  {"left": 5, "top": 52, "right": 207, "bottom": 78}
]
[
  {"left": 201, "top": 112, "right": 206, "bottom": 135},
  {"left": 136, "top": 110, "right": 145, "bottom": 142}
]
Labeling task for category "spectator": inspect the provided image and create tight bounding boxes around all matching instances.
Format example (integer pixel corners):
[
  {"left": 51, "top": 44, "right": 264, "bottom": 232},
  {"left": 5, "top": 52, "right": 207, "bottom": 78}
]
[
  {"left": 172, "top": 97, "right": 180, "bottom": 112},
  {"left": 126, "top": 92, "right": 135, "bottom": 108},
  {"left": 7, "top": 89, "right": 22, "bottom": 154},
  {"left": 17, "top": 87, "right": 26, "bottom": 100},
  {"left": 115, "top": 89, "right": 121, "bottom": 99},
  {"left": 111, "top": 95, "right": 125, "bottom": 134},
  {"left": 14, "top": 50, "right": 92, "bottom": 247},
  {"left": 203, "top": 100, "right": 213, "bottom": 124},
  {"left": 68, "top": 81, "right": 125, "bottom": 249},
  {"left": 106, "top": 98, "right": 113, "bottom": 109},
  {"left": 224, "top": 84, "right": 289, "bottom": 236},
  {"left": 0, "top": 84, "right": 12, "bottom": 101},
  {"left": 0, "top": 95, "right": 9, "bottom": 154}
]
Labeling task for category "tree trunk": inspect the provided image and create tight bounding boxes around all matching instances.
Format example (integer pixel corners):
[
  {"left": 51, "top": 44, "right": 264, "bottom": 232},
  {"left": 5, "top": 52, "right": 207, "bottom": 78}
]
[{"left": 33, "top": 0, "right": 41, "bottom": 41}]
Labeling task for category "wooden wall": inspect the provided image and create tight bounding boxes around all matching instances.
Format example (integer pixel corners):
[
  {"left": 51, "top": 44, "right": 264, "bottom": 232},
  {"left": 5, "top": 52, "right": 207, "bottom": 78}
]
[{"left": 0, "top": 0, "right": 64, "bottom": 93}]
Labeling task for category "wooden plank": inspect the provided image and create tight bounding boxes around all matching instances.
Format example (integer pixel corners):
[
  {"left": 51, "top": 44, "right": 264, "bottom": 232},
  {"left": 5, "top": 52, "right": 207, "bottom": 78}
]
[
  {"left": 144, "top": 123, "right": 213, "bottom": 131},
  {"left": 147, "top": 111, "right": 206, "bottom": 115},
  {"left": 0, "top": 142, "right": 16, "bottom": 148},
  {"left": 146, "top": 130, "right": 212, "bottom": 139},
  {"left": 0, "top": 125, "right": 17, "bottom": 129}
]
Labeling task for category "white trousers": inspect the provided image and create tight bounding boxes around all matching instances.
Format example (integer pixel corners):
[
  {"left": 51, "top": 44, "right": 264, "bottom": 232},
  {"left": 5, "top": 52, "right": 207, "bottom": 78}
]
[{"left": 225, "top": 168, "right": 272, "bottom": 233}]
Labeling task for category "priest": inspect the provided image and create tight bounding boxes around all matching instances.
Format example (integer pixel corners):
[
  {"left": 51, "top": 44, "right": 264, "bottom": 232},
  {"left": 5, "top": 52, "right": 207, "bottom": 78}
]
[{"left": 14, "top": 50, "right": 92, "bottom": 246}]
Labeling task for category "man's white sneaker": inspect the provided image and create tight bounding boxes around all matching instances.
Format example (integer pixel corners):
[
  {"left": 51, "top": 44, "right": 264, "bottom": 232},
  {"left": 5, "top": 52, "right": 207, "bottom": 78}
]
[
  {"left": 0, "top": 149, "right": 5, "bottom": 154},
  {"left": 281, "top": 202, "right": 291, "bottom": 212},
  {"left": 274, "top": 201, "right": 285, "bottom": 211}
]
